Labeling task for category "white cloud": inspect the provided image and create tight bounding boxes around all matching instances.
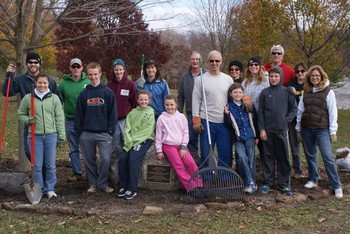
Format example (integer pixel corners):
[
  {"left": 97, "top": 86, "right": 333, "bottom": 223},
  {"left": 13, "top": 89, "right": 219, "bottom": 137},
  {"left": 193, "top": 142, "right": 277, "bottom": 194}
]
[{"left": 142, "top": 1, "right": 196, "bottom": 32}]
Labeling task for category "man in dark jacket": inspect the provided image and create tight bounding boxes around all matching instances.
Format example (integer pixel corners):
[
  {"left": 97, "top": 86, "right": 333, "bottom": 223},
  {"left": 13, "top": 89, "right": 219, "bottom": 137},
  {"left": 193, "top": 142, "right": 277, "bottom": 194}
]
[
  {"left": 74, "top": 62, "right": 117, "bottom": 194},
  {"left": 2, "top": 52, "right": 62, "bottom": 160},
  {"left": 258, "top": 66, "right": 297, "bottom": 196},
  {"left": 177, "top": 51, "right": 206, "bottom": 155}
]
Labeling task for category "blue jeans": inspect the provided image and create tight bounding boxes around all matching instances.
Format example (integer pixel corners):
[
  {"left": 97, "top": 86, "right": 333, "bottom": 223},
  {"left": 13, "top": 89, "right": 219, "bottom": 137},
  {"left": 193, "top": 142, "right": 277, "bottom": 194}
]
[
  {"left": 119, "top": 139, "right": 152, "bottom": 192},
  {"left": 200, "top": 120, "right": 232, "bottom": 168},
  {"left": 65, "top": 120, "right": 82, "bottom": 175},
  {"left": 235, "top": 138, "right": 256, "bottom": 187},
  {"left": 301, "top": 127, "right": 341, "bottom": 189},
  {"left": 80, "top": 131, "right": 113, "bottom": 189},
  {"left": 28, "top": 133, "right": 58, "bottom": 193},
  {"left": 186, "top": 115, "right": 199, "bottom": 154}
]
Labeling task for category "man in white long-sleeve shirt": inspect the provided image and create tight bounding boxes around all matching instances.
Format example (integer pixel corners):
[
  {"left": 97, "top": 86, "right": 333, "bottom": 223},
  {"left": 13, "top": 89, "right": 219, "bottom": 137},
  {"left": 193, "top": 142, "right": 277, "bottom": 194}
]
[{"left": 192, "top": 50, "right": 234, "bottom": 168}]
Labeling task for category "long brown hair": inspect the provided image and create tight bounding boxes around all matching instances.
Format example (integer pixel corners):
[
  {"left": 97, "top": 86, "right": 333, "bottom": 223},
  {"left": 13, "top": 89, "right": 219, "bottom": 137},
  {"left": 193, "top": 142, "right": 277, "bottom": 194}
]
[
  {"left": 303, "top": 65, "right": 329, "bottom": 93},
  {"left": 243, "top": 66, "right": 267, "bottom": 87}
]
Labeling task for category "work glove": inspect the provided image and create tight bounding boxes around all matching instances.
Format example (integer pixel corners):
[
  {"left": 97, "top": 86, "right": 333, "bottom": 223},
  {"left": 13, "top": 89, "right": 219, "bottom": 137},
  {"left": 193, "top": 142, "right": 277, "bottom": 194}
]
[
  {"left": 330, "top": 134, "right": 337, "bottom": 143},
  {"left": 57, "top": 138, "right": 65, "bottom": 146},
  {"left": 28, "top": 117, "right": 35, "bottom": 124},
  {"left": 296, "top": 132, "right": 302, "bottom": 142},
  {"left": 242, "top": 94, "right": 253, "bottom": 113},
  {"left": 287, "top": 86, "right": 297, "bottom": 95},
  {"left": 192, "top": 116, "right": 204, "bottom": 134}
]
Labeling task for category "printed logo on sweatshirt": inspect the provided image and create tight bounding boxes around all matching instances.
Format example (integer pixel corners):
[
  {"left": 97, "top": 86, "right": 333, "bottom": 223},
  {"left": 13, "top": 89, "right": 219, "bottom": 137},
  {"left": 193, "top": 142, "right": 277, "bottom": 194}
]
[{"left": 87, "top": 98, "right": 105, "bottom": 106}]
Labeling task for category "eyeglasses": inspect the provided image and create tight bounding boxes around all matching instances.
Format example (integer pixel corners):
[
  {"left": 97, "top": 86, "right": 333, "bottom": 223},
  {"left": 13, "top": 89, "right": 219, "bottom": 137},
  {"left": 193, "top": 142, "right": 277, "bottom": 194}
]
[
  {"left": 310, "top": 75, "right": 321, "bottom": 78},
  {"left": 295, "top": 69, "right": 305, "bottom": 73},
  {"left": 249, "top": 63, "right": 260, "bottom": 67},
  {"left": 71, "top": 65, "right": 81, "bottom": 69},
  {"left": 271, "top": 52, "right": 283, "bottom": 55},
  {"left": 230, "top": 68, "right": 240, "bottom": 72},
  {"left": 209, "top": 60, "right": 221, "bottom": 63},
  {"left": 27, "top": 61, "right": 39, "bottom": 64}
]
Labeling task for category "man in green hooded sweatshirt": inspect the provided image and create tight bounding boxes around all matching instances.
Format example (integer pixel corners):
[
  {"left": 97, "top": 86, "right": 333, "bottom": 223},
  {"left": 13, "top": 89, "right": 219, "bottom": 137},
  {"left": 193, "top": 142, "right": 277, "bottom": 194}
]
[{"left": 59, "top": 58, "right": 90, "bottom": 182}]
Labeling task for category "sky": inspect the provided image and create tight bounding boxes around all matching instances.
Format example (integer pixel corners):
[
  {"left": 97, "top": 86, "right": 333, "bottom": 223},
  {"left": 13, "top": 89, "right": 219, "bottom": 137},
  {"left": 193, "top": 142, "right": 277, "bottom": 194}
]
[{"left": 141, "top": 0, "right": 196, "bottom": 32}]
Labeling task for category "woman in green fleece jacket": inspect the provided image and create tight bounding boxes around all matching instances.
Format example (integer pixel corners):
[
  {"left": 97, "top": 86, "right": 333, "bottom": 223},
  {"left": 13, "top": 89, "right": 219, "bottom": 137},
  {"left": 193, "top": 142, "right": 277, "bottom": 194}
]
[{"left": 18, "top": 73, "right": 65, "bottom": 199}]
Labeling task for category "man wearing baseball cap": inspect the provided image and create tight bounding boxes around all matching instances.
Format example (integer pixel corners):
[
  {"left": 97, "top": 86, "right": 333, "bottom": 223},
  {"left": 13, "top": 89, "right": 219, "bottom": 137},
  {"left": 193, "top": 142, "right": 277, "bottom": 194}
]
[
  {"left": 59, "top": 58, "right": 90, "bottom": 182},
  {"left": 2, "top": 52, "right": 62, "bottom": 161}
]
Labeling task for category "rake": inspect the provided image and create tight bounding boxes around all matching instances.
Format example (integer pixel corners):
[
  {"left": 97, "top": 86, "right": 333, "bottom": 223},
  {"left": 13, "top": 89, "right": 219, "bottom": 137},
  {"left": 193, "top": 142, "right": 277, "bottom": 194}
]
[{"left": 187, "top": 58, "right": 244, "bottom": 203}]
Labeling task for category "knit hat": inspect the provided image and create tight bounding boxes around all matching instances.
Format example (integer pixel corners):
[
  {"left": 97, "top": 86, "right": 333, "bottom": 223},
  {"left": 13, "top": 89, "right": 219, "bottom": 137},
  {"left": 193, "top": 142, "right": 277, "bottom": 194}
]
[
  {"left": 112, "top": 59, "right": 125, "bottom": 69},
  {"left": 228, "top": 60, "right": 243, "bottom": 72},
  {"left": 70, "top": 58, "right": 82, "bottom": 66},
  {"left": 26, "top": 52, "right": 41, "bottom": 64},
  {"left": 248, "top": 56, "right": 261, "bottom": 65}
]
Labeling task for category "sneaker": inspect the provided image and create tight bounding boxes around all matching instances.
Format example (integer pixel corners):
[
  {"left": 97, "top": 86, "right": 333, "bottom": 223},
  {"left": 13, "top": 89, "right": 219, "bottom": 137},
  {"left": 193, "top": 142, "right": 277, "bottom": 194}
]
[
  {"left": 304, "top": 181, "right": 317, "bottom": 189},
  {"left": 117, "top": 188, "right": 127, "bottom": 198},
  {"left": 124, "top": 190, "right": 137, "bottom": 200},
  {"left": 87, "top": 186, "right": 97, "bottom": 193},
  {"left": 281, "top": 187, "right": 293, "bottom": 196},
  {"left": 259, "top": 185, "right": 271, "bottom": 194},
  {"left": 47, "top": 191, "right": 57, "bottom": 198},
  {"left": 335, "top": 188, "right": 343, "bottom": 198},
  {"left": 243, "top": 186, "right": 253, "bottom": 193},
  {"left": 102, "top": 186, "right": 114, "bottom": 193}
]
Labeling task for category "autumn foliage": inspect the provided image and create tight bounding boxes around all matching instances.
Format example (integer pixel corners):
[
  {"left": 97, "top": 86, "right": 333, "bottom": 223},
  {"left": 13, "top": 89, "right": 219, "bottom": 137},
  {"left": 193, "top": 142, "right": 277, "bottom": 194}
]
[{"left": 55, "top": 0, "right": 172, "bottom": 80}]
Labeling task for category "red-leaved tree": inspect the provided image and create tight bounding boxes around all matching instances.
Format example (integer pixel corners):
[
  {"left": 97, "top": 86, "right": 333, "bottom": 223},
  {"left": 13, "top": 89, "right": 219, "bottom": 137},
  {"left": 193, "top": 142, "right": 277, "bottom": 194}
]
[{"left": 55, "top": 0, "right": 172, "bottom": 80}]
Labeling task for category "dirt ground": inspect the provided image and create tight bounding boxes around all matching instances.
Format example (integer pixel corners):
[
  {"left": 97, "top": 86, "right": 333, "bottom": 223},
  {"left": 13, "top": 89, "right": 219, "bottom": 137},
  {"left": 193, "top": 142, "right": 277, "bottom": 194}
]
[{"left": 1, "top": 156, "right": 350, "bottom": 215}]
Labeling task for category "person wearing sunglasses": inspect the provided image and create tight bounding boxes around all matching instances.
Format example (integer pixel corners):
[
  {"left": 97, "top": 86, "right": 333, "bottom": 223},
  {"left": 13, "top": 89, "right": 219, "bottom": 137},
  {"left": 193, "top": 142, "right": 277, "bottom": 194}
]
[
  {"left": 59, "top": 58, "right": 90, "bottom": 183},
  {"left": 242, "top": 56, "right": 270, "bottom": 174},
  {"left": 285, "top": 62, "right": 308, "bottom": 179},
  {"left": 264, "top": 45, "right": 294, "bottom": 86},
  {"left": 228, "top": 60, "right": 244, "bottom": 84},
  {"left": 192, "top": 50, "right": 234, "bottom": 169},
  {"left": 2, "top": 52, "right": 62, "bottom": 161}
]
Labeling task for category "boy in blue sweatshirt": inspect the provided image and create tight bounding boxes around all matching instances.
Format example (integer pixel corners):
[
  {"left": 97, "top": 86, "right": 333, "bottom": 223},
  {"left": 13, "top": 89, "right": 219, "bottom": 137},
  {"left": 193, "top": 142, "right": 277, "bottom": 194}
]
[{"left": 74, "top": 62, "right": 117, "bottom": 194}]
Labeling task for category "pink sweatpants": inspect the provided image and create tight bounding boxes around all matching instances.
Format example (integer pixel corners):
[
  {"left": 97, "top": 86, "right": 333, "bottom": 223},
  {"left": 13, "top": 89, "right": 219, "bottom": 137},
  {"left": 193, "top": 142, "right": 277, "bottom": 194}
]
[{"left": 162, "top": 144, "right": 202, "bottom": 191}]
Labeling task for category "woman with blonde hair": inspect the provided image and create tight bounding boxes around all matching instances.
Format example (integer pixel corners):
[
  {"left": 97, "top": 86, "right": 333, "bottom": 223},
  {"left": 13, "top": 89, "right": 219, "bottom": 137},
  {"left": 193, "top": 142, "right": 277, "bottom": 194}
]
[{"left": 296, "top": 65, "right": 343, "bottom": 198}]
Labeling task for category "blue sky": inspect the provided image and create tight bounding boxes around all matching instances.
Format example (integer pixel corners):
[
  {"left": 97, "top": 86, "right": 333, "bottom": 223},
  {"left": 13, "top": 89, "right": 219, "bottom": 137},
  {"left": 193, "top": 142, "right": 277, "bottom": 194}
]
[{"left": 141, "top": 0, "right": 196, "bottom": 31}]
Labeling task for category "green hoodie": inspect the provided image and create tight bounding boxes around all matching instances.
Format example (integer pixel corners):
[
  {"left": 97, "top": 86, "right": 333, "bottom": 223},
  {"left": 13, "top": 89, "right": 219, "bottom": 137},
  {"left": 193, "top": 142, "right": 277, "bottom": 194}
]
[
  {"left": 123, "top": 106, "right": 155, "bottom": 151},
  {"left": 59, "top": 73, "right": 90, "bottom": 119}
]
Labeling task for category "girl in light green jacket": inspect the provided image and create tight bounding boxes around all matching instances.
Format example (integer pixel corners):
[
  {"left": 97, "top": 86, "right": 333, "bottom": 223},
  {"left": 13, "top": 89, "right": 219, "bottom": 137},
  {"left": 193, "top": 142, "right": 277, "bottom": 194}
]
[{"left": 18, "top": 73, "right": 65, "bottom": 199}]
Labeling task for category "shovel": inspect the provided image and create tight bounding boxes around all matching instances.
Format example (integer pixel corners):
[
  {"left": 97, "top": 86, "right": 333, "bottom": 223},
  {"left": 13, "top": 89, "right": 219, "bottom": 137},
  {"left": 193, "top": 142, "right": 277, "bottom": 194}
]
[{"left": 24, "top": 86, "right": 41, "bottom": 204}]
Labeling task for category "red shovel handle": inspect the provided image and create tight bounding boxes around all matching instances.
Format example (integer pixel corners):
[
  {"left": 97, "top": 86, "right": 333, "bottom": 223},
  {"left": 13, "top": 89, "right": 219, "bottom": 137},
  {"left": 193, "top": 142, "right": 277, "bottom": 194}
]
[
  {"left": 30, "top": 87, "right": 35, "bottom": 166},
  {"left": 0, "top": 77, "right": 11, "bottom": 154}
]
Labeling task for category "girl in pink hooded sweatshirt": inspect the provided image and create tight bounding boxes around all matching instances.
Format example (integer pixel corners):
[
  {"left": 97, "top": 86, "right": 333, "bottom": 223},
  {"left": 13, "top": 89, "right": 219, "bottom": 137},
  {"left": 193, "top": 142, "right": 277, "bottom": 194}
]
[{"left": 155, "top": 95, "right": 202, "bottom": 192}]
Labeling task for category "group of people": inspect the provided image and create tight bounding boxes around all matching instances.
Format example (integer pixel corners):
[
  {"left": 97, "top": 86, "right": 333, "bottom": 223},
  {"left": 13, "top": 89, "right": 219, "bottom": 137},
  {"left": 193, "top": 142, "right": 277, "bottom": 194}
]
[
  {"left": 2, "top": 44, "right": 343, "bottom": 201},
  {"left": 178, "top": 46, "right": 342, "bottom": 198}
]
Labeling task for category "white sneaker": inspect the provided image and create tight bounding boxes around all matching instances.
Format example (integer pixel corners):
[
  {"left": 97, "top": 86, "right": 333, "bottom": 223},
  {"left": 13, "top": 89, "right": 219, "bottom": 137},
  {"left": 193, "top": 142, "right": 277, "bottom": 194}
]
[
  {"left": 47, "top": 191, "right": 57, "bottom": 198},
  {"left": 243, "top": 186, "right": 253, "bottom": 193},
  {"left": 335, "top": 188, "right": 343, "bottom": 198},
  {"left": 304, "top": 181, "right": 317, "bottom": 189}
]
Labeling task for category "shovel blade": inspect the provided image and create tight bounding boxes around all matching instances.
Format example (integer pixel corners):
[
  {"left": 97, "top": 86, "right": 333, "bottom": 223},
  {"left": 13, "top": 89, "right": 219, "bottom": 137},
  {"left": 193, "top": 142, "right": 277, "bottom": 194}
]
[{"left": 24, "top": 182, "right": 42, "bottom": 204}]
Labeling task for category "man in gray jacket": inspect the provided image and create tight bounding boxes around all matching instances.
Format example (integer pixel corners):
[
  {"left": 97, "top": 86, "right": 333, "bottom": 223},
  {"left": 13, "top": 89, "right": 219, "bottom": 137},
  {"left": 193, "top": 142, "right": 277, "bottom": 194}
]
[{"left": 177, "top": 51, "right": 205, "bottom": 155}]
